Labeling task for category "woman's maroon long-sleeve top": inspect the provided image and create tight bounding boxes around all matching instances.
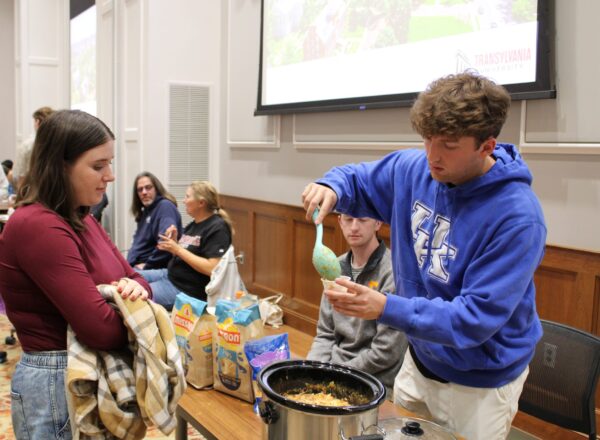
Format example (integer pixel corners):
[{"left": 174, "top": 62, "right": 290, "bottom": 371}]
[{"left": 0, "top": 203, "right": 152, "bottom": 352}]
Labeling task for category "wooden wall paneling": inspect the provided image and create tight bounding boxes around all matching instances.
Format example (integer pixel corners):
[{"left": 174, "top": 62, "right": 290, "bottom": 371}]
[
  {"left": 576, "top": 272, "right": 598, "bottom": 329},
  {"left": 221, "top": 196, "right": 600, "bottom": 430},
  {"left": 535, "top": 245, "right": 600, "bottom": 331},
  {"left": 533, "top": 267, "right": 585, "bottom": 327},
  {"left": 286, "top": 215, "right": 321, "bottom": 334},
  {"left": 221, "top": 195, "right": 344, "bottom": 334},
  {"left": 227, "top": 206, "right": 252, "bottom": 284},
  {"left": 292, "top": 218, "right": 322, "bottom": 313},
  {"left": 253, "top": 210, "right": 290, "bottom": 295},
  {"left": 222, "top": 195, "right": 600, "bottom": 342},
  {"left": 379, "top": 224, "right": 391, "bottom": 249}
]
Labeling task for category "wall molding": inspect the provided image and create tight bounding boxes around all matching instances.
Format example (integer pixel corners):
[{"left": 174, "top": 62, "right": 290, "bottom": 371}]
[
  {"left": 226, "top": 115, "right": 281, "bottom": 149},
  {"left": 123, "top": 127, "right": 138, "bottom": 142},
  {"left": 292, "top": 114, "right": 422, "bottom": 151},
  {"left": 28, "top": 56, "right": 59, "bottom": 66},
  {"left": 519, "top": 101, "right": 600, "bottom": 155}
]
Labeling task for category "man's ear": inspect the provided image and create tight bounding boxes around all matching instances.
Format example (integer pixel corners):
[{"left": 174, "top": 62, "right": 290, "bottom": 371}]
[
  {"left": 374, "top": 220, "right": 382, "bottom": 232},
  {"left": 480, "top": 137, "right": 496, "bottom": 156}
]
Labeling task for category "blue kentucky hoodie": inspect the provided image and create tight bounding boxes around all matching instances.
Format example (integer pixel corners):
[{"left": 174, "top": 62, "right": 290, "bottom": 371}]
[{"left": 318, "top": 144, "right": 546, "bottom": 388}]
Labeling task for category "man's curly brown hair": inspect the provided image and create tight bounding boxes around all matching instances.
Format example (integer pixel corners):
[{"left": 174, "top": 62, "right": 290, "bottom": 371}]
[{"left": 410, "top": 71, "right": 511, "bottom": 146}]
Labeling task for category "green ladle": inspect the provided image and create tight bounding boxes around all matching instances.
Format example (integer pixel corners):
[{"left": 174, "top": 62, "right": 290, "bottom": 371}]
[{"left": 311, "top": 208, "right": 342, "bottom": 281}]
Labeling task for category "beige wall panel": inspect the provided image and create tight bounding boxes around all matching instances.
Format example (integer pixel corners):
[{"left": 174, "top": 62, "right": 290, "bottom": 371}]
[
  {"left": 524, "top": 1, "right": 600, "bottom": 143},
  {"left": 27, "top": 0, "right": 60, "bottom": 58},
  {"left": 29, "top": 64, "right": 61, "bottom": 109},
  {"left": 226, "top": 0, "right": 278, "bottom": 147}
]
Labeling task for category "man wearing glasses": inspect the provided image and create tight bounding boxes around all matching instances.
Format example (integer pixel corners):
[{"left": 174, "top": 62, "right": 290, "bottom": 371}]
[{"left": 128, "top": 171, "right": 182, "bottom": 269}]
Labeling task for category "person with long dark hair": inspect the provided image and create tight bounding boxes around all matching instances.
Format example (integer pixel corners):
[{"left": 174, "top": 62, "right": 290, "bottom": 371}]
[
  {"left": 127, "top": 171, "right": 182, "bottom": 269},
  {"left": 0, "top": 110, "right": 151, "bottom": 439}
]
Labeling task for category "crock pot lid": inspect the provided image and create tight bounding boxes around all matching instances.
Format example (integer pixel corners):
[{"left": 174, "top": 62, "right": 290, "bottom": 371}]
[{"left": 378, "top": 417, "right": 457, "bottom": 440}]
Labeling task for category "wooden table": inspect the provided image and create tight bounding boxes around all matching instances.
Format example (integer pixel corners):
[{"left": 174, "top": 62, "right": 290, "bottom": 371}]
[
  {"left": 175, "top": 324, "right": 463, "bottom": 439},
  {"left": 176, "top": 387, "right": 440, "bottom": 440},
  {"left": 176, "top": 324, "right": 311, "bottom": 440}
]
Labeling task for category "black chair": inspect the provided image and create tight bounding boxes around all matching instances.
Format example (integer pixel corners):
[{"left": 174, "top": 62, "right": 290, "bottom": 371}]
[{"left": 519, "top": 319, "right": 600, "bottom": 440}]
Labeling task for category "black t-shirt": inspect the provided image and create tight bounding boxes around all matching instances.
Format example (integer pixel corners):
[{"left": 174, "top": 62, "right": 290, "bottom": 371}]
[{"left": 167, "top": 214, "right": 231, "bottom": 300}]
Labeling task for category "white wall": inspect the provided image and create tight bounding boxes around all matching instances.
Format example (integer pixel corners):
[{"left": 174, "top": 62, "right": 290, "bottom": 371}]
[
  {"left": 14, "top": 0, "right": 70, "bottom": 139},
  {"left": 100, "top": 0, "right": 223, "bottom": 250},
  {"left": 144, "top": 0, "right": 221, "bottom": 184},
  {"left": 0, "top": 0, "right": 15, "bottom": 161},
  {"left": 219, "top": 0, "right": 600, "bottom": 252},
  {"left": 2, "top": 0, "right": 599, "bottom": 252}
]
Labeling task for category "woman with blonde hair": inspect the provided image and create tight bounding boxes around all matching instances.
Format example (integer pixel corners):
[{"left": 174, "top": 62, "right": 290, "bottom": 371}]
[{"left": 137, "top": 181, "right": 233, "bottom": 309}]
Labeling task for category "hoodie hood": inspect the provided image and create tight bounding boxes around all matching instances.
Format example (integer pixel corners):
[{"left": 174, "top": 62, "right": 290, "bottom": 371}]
[{"left": 446, "top": 143, "right": 533, "bottom": 198}]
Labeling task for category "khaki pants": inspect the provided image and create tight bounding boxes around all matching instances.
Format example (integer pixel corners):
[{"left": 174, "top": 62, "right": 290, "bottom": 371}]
[{"left": 393, "top": 350, "right": 528, "bottom": 440}]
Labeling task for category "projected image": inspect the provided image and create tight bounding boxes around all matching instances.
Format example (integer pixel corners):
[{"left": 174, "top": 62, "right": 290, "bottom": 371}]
[
  {"left": 70, "top": 5, "right": 97, "bottom": 115},
  {"left": 262, "top": 0, "right": 540, "bottom": 108}
]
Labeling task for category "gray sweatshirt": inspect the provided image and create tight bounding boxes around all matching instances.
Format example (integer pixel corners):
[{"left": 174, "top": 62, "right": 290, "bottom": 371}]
[{"left": 307, "top": 240, "right": 408, "bottom": 390}]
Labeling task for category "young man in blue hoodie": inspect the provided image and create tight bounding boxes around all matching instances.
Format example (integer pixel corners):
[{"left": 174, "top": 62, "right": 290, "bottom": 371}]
[{"left": 302, "top": 72, "right": 546, "bottom": 439}]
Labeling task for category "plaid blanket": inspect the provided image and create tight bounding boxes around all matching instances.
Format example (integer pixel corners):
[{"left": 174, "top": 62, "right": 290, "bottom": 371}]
[{"left": 66, "top": 285, "right": 186, "bottom": 439}]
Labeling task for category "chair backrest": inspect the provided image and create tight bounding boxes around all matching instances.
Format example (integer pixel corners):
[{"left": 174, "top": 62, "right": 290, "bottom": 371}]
[{"left": 519, "top": 319, "right": 600, "bottom": 440}]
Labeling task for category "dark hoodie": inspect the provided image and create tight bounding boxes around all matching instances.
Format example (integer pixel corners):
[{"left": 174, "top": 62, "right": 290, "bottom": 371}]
[
  {"left": 127, "top": 196, "right": 182, "bottom": 269},
  {"left": 318, "top": 144, "right": 547, "bottom": 388}
]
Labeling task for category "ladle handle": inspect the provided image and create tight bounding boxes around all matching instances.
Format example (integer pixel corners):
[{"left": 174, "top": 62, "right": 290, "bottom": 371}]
[{"left": 312, "top": 208, "right": 323, "bottom": 245}]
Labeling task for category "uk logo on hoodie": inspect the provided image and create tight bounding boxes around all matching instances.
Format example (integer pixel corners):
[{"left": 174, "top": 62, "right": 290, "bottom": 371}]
[{"left": 412, "top": 201, "right": 457, "bottom": 283}]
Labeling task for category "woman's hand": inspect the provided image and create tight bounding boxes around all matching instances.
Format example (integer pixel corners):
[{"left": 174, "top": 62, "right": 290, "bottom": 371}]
[
  {"left": 157, "top": 233, "right": 181, "bottom": 256},
  {"left": 111, "top": 277, "right": 149, "bottom": 301},
  {"left": 325, "top": 277, "right": 387, "bottom": 320},
  {"left": 164, "top": 224, "right": 178, "bottom": 241}
]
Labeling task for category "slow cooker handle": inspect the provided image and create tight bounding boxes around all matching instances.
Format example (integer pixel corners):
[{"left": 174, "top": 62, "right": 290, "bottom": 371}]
[{"left": 258, "top": 400, "right": 279, "bottom": 424}]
